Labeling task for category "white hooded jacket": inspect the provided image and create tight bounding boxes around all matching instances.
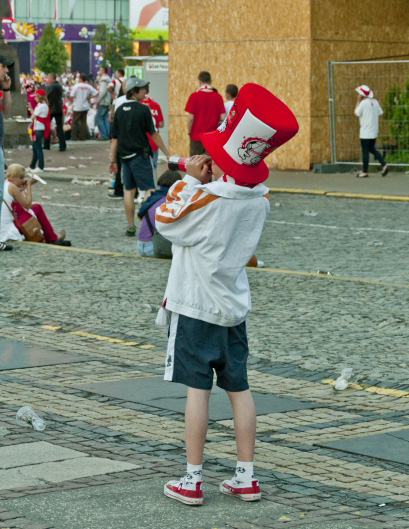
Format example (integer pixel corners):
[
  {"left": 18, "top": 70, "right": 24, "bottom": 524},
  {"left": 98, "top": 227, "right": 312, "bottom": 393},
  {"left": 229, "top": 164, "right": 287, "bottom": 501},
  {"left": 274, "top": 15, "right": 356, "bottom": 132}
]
[{"left": 155, "top": 174, "right": 270, "bottom": 327}]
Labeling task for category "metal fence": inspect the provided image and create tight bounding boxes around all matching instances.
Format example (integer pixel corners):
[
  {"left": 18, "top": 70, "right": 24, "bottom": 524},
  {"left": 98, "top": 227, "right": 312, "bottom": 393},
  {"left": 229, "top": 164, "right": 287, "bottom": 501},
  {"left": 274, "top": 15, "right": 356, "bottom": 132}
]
[{"left": 327, "top": 60, "right": 409, "bottom": 167}]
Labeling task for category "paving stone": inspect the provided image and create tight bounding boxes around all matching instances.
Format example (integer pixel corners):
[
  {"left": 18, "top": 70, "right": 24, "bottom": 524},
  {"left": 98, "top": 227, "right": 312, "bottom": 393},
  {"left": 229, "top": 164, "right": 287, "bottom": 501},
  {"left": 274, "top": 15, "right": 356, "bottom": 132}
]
[
  {"left": 1, "top": 182, "right": 409, "bottom": 528},
  {"left": 0, "top": 478, "right": 299, "bottom": 529},
  {"left": 72, "top": 376, "right": 323, "bottom": 420},
  {"left": 0, "top": 338, "right": 90, "bottom": 370},
  {"left": 318, "top": 432, "right": 409, "bottom": 465}
]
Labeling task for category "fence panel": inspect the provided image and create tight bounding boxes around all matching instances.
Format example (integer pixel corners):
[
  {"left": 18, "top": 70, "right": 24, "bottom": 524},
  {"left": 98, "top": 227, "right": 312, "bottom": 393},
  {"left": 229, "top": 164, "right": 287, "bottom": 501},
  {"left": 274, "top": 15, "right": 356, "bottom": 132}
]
[{"left": 328, "top": 60, "right": 409, "bottom": 167}]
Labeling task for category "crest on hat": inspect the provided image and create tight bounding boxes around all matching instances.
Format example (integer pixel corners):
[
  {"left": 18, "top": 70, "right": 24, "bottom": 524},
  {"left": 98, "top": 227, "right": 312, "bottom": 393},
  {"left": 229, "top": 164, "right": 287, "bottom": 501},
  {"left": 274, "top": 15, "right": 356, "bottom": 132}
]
[
  {"left": 223, "top": 108, "right": 277, "bottom": 166},
  {"left": 238, "top": 137, "right": 275, "bottom": 166}
]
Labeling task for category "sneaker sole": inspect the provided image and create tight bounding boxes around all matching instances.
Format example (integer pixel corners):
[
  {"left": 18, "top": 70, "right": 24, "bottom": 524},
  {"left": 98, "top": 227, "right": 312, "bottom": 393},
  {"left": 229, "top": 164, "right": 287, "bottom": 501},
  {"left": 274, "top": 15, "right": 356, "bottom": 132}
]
[
  {"left": 164, "top": 485, "right": 203, "bottom": 505},
  {"left": 219, "top": 483, "right": 261, "bottom": 501}
]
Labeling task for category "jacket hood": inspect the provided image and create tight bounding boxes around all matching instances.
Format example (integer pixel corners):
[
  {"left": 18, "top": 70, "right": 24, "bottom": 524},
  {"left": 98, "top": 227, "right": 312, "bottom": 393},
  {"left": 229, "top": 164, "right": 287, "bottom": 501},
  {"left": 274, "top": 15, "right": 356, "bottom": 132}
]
[{"left": 196, "top": 180, "right": 269, "bottom": 199}]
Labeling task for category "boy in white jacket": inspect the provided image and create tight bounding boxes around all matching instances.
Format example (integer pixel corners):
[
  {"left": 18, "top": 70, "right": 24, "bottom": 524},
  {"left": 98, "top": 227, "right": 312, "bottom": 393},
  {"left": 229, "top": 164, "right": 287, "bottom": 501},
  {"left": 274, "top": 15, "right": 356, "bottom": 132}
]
[{"left": 156, "top": 83, "right": 299, "bottom": 505}]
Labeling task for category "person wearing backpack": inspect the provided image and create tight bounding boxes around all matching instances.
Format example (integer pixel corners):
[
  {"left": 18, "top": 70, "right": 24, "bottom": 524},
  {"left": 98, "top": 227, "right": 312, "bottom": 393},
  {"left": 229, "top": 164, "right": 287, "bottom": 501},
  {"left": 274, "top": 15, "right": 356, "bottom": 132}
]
[
  {"left": 96, "top": 67, "right": 112, "bottom": 140},
  {"left": 137, "top": 170, "right": 181, "bottom": 257}
]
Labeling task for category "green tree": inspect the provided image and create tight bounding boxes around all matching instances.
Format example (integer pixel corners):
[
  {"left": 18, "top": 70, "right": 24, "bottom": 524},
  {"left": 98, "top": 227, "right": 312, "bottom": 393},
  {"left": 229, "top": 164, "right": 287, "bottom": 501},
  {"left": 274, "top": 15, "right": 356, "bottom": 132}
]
[
  {"left": 34, "top": 23, "right": 69, "bottom": 74},
  {"left": 383, "top": 78, "right": 409, "bottom": 163},
  {"left": 92, "top": 23, "right": 134, "bottom": 71},
  {"left": 150, "top": 35, "right": 167, "bottom": 56}
]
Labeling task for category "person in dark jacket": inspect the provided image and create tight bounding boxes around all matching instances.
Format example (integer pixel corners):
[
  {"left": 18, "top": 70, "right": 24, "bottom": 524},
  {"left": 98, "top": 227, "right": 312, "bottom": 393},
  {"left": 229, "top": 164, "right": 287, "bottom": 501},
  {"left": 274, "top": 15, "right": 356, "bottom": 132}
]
[{"left": 44, "top": 73, "right": 66, "bottom": 152}]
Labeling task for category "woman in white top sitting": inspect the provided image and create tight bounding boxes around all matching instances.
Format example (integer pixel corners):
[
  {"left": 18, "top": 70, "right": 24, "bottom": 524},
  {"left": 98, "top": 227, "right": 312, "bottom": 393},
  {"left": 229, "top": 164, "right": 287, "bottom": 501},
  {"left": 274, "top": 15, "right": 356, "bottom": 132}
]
[
  {"left": 27, "top": 89, "right": 50, "bottom": 173},
  {"left": 0, "top": 164, "right": 70, "bottom": 245}
]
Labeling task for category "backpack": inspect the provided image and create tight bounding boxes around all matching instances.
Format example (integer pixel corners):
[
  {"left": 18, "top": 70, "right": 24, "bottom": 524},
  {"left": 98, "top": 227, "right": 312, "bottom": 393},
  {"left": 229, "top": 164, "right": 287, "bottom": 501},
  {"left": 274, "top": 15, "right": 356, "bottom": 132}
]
[{"left": 144, "top": 211, "right": 172, "bottom": 259}]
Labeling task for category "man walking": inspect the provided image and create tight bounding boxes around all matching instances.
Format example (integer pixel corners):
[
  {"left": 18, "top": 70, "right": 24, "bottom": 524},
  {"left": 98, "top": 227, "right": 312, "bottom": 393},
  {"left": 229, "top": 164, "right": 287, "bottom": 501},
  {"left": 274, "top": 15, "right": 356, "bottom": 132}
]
[
  {"left": 185, "top": 71, "right": 225, "bottom": 156},
  {"left": 44, "top": 72, "right": 66, "bottom": 151},
  {"left": 109, "top": 78, "right": 169, "bottom": 236},
  {"left": 70, "top": 73, "right": 98, "bottom": 141},
  {"left": 354, "top": 85, "right": 388, "bottom": 178},
  {"left": 0, "top": 53, "right": 13, "bottom": 251},
  {"left": 96, "top": 67, "right": 112, "bottom": 140}
]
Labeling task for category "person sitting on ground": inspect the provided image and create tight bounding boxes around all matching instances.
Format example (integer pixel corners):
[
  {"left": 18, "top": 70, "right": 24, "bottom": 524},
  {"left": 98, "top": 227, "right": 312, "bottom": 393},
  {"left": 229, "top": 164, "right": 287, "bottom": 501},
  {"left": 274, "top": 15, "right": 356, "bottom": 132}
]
[
  {"left": 136, "top": 170, "right": 181, "bottom": 256},
  {"left": 0, "top": 164, "right": 71, "bottom": 245}
]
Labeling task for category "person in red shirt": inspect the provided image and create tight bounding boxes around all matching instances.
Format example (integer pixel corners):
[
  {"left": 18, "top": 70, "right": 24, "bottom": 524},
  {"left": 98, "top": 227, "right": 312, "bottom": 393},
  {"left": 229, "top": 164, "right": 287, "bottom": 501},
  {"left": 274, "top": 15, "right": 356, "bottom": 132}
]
[
  {"left": 140, "top": 85, "right": 164, "bottom": 173},
  {"left": 185, "top": 71, "right": 225, "bottom": 156}
]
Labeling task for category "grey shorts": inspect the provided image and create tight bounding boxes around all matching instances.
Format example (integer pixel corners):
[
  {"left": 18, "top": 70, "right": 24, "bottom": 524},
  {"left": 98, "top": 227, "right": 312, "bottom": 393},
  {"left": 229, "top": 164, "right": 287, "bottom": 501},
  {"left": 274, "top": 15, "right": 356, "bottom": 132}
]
[
  {"left": 121, "top": 153, "right": 155, "bottom": 191},
  {"left": 164, "top": 313, "right": 249, "bottom": 392}
]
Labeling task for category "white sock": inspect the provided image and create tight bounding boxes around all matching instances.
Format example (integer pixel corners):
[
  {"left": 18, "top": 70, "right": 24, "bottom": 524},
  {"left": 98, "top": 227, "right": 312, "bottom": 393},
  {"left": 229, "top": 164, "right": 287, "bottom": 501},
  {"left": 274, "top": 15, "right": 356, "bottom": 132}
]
[
  {"left": 232, "top": 461, "right": 254, "bottom": 484},
  {"left": 186, "top": 463, "right": 202, "bottom": 483}
]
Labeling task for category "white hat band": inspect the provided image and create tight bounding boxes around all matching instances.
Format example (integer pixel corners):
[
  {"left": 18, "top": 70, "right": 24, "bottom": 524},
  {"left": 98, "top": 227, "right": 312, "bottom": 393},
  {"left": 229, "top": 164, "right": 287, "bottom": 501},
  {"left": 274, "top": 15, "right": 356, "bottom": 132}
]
[{"left": 223, "top": 109, "right": 277, "bottom": 166}]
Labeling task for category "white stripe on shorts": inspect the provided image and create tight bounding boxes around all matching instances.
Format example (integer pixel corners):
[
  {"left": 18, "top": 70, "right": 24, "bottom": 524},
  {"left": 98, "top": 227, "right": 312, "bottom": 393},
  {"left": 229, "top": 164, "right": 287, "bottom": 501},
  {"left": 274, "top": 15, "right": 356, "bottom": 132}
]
[{"left": 164, "top": 312, "right": 179, "bottom": 381}]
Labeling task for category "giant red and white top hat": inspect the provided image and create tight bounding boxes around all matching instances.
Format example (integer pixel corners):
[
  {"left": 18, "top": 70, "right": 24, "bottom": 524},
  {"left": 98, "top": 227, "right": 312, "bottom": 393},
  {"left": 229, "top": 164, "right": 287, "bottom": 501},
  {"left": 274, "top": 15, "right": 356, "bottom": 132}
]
[{"left": 200, "top": 83, "right": 299, "bottom": 184}]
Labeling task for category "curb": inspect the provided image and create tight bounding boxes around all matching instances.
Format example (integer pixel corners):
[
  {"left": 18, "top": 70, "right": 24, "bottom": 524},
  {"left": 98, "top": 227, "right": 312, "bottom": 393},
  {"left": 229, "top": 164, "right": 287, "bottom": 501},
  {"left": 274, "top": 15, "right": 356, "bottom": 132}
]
[
  {"left": 268, "top": 187, "right": 409, "bottom": 202},
  {"left": 32, "top": 176, "right": 409, "bottom": 202}
]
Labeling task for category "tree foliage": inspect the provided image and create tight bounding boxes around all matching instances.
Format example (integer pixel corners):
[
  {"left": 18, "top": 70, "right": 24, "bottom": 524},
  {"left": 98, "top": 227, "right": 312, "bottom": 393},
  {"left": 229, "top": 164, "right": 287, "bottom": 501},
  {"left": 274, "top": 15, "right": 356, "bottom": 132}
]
[
  {"left": 383, "top": 78, "right": 409, "bottom": 163},
  {"left": 92, "top": 23, "right": 134, "bottom": 70},
  {"left": 150, "top": 35, "right": 167, "bottom": 56},
  {"left": 34, "top": 23, "right": 69, "bottom": 75}
]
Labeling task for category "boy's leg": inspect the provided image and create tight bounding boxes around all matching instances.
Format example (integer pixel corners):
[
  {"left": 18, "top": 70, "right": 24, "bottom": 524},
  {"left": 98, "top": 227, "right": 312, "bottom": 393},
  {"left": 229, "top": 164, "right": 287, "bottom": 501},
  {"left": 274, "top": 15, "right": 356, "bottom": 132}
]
[
  {"left": 164, "top": 386, "right": 209, "bottom": 505},
  {"left": 123, "top": 188, "right": 136, "bottom": 228},
  {"left": 185, "top": 387, "right": 211, "bottom": 464},
  {"left": 219, "top": 389, "right": 261, "bottom": 501},
  {"left": 121, "top": 159, "right": 137, "bottom": 234},
  {"left": 227, "top": 389, "right": 256, "bottom": 461}
]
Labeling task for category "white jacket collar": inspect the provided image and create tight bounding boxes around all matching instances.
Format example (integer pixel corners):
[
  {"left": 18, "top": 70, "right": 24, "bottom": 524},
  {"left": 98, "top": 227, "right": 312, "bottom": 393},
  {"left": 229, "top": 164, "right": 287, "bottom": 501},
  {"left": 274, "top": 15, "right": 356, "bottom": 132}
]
[{"left": 195, "top": 175, "right": 269, "bottom": 199}]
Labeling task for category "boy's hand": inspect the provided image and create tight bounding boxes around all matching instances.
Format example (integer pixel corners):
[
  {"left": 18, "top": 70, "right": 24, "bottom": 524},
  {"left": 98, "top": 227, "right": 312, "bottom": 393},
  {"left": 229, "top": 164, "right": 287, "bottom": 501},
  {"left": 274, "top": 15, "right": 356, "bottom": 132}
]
[{"left": 186, "top": 155, "right": 212, "bottom": 183}]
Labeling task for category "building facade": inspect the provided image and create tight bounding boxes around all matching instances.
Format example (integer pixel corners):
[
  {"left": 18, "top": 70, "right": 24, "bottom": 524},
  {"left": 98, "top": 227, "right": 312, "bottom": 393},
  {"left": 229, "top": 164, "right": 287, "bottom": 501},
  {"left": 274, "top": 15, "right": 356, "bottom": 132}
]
[
  {"left": 168, "top": 0, "right": 409, "bottom": 170},
  {"left": 5, "top": 0, "right": 169, "bottom": 77}
]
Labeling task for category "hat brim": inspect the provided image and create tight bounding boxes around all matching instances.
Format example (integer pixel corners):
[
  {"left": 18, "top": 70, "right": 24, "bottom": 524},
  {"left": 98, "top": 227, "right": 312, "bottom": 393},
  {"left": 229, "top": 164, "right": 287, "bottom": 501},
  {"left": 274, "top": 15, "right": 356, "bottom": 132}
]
[
  {"left": 201, "top": 129, "right": 269, "bottom": 184},
  {"left": 125, "top": 81, "right": 149, "bottom": 92},
  {"left": 355, "top": 87, "right": 373, "bottom": 98},
  {"left": 0, "top": 59, "right": 14, "bottom": 66}
]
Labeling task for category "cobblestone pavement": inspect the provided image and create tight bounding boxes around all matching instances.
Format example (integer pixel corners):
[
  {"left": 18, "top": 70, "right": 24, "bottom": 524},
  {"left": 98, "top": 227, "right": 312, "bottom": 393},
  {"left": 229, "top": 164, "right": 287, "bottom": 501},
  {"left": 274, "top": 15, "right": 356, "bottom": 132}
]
[{"left": 1, "top": 158, "right": 409, "bottom": 528}]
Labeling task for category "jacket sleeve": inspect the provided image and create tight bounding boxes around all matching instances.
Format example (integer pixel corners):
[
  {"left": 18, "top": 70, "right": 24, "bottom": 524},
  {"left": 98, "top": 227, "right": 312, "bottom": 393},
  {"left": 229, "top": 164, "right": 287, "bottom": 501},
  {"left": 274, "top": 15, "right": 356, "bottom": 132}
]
[
  {"left": 354, "top": 101, "right": 363, "bottom": 117},
  {"left": 97, "top": 80, "right": 107, "bottom": 103},
  {"left": 155, "top": 175, "right": 219, "bottom": 247}
]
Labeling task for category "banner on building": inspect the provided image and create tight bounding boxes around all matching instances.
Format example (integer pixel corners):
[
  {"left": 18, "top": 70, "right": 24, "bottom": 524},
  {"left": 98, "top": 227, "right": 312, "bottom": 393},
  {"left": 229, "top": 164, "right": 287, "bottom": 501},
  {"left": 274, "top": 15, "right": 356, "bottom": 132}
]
[{"left": 129, "top": 0, "right": 168, "bottom": 41}]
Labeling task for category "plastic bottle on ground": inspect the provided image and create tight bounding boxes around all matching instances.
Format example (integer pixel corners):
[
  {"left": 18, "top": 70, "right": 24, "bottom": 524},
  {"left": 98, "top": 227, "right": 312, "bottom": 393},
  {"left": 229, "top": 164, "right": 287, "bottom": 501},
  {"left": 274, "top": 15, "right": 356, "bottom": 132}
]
[
  {"left": 334, "top": 368, "right": 353, "bottom": 391},
  {"left": 16, "top": 406, "right": 46, "bottom": 431}
]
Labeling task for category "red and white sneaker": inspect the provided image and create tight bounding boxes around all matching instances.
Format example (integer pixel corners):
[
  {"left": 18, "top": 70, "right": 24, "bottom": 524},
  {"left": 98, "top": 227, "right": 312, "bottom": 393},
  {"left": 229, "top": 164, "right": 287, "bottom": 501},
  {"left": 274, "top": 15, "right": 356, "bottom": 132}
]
[
  {"left": 164, "top": 477, "right": 203, "bottom": 505},
  {"left": 220, "top": 479, "right": 261, "bottom": 501}
]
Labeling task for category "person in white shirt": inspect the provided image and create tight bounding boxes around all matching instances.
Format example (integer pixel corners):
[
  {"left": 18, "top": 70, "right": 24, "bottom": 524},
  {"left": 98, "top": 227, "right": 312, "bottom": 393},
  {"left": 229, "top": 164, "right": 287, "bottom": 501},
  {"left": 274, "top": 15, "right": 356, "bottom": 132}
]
[
  {"left": 70, "top": 73, "right": 98, "bottom": 140},
  {"left": 224, "top": 83, "right": 238, "bottom": 115},
  {"left": 354, "top": 85, "right": 388, "bottom": 178},
  {"left": 27, "top": 89, "right": 50, "bottom": 173},
  {"left": 108, "top": 69, "right": 125, "bottom": 100}
]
